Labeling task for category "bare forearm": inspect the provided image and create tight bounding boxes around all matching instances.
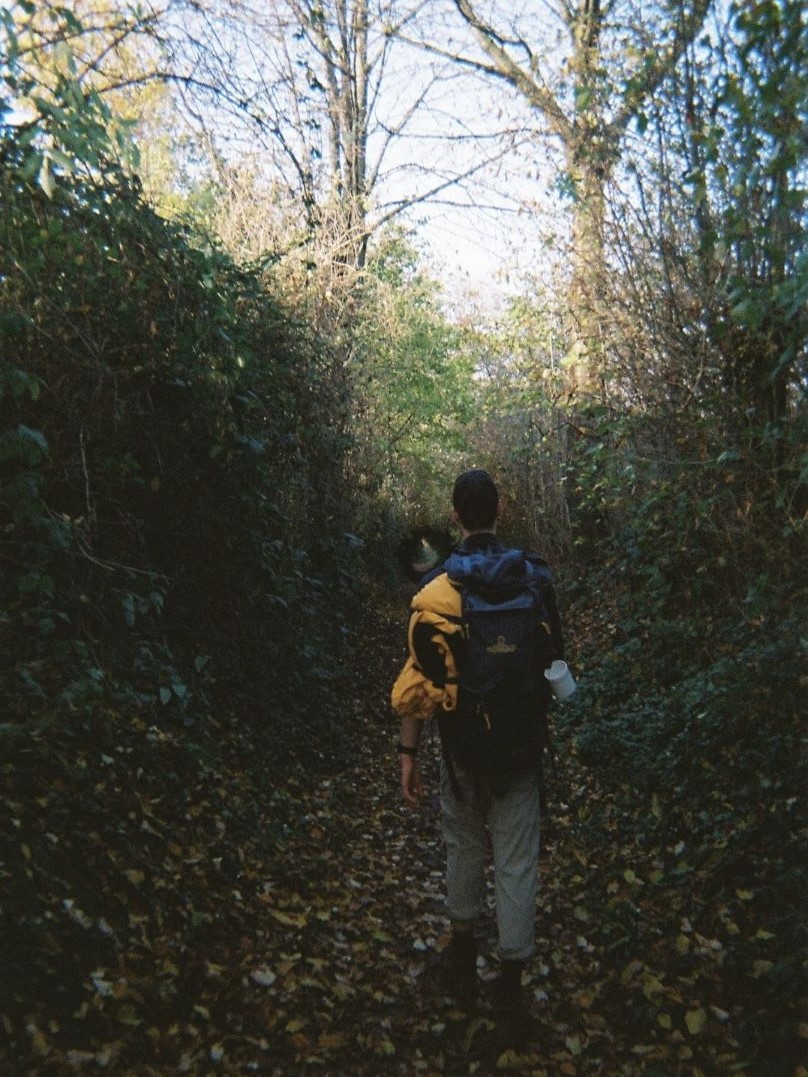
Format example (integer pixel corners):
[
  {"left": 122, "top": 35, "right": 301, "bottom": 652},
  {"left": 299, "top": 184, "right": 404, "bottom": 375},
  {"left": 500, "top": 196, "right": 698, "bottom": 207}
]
[
  {"left": 399, "top": 714, "right": 422, "bottom": 753},
  {"left": 399, "top": 715, "right": 426, "bottom": 808}
]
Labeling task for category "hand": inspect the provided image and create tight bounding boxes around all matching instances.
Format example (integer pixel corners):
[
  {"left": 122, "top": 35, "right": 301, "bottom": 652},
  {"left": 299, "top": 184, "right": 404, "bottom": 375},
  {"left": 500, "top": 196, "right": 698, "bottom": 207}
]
[{"left": 400, "top": 755, "right": 425, "bottom": 809}]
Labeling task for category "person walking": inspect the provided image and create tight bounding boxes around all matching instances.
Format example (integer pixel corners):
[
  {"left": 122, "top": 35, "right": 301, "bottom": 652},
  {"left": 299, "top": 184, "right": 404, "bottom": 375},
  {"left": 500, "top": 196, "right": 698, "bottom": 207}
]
[{"left": 391, "top": 469, "right": 565, "bottom": 1043}]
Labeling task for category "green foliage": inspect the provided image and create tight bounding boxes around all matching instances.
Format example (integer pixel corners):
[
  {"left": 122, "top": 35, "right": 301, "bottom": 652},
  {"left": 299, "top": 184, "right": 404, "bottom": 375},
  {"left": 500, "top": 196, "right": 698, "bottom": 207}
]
[
  {"left": 460, "top": 294, "right": 571, "bottom": 556},
  {"left": 681, "top": 0, "right": 808, "bottom": 426},
  {"left": 553, "top": 399, "right": 806, "bottom": 1072},
  {"left": 349, "top": 228, "right": 477, "bottom": 560},
  {"left": 535, "top": 9, "right": 808, "bottom": 1058},
  {"left": 0, "top": 43, "right": 359, "bottom": 757},
  {"left": 2, "top": 3, "right": 138, "bottom": 196}
]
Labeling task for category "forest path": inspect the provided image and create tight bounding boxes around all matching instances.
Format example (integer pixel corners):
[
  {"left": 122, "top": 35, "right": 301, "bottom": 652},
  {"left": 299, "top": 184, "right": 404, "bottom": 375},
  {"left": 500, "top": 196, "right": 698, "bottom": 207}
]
[
  {"left": 245, "top": 590, "right": 749, "bottom": 1077},
  {"left": 2, "top": 590, "right": 754, "bottom": 1077}
]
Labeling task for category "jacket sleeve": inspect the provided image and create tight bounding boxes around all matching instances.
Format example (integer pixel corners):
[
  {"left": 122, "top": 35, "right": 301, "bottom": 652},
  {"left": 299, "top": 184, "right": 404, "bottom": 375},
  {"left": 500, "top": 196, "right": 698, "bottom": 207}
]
[
  {"left": 391, "top": 604, "right": 461, "bottom": 719},
  {"left": 391, "top": 653, "right": 446, "bottom": 720}
]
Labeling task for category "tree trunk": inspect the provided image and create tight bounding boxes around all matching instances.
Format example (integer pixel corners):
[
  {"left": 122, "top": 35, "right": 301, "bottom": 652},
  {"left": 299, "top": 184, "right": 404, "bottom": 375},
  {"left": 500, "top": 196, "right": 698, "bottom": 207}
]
[
  {"left": 566, "top": 153, "right": 608, "bottom": 392},
  {"left": 450, "top": 0, "right": 714, "bottom": 397}
]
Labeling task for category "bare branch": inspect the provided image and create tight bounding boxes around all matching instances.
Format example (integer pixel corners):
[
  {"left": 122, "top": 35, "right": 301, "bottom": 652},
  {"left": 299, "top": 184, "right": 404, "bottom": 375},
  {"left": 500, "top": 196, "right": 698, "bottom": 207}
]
[{"left": 452, "top": 0, "right": 572, "bottom": 141}]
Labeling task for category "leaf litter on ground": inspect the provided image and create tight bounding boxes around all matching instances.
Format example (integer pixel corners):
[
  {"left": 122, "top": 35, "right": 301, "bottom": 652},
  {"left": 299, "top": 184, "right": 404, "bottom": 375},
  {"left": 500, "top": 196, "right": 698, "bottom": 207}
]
[{"left": 0, "top": 593, "right": 802, "bottom": 1076}]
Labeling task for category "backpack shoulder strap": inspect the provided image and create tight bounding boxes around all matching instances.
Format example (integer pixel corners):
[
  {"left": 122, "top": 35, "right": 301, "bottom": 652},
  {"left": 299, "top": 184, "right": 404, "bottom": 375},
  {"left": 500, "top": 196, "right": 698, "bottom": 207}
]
[{"left": 523, "top": 555, "right": 565, "bottom": 660}]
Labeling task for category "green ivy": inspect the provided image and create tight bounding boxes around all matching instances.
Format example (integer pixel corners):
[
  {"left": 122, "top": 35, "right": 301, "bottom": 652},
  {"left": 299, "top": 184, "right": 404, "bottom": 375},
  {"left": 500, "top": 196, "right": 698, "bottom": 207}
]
[{"left": 0, "top": 10, "right": 361, "bottom": 758}]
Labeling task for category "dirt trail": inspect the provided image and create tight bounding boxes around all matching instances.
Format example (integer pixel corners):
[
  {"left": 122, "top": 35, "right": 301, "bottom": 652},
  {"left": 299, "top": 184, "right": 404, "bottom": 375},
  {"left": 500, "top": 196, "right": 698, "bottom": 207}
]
[
  {"left": 2, "top": 592, "right": 762, "bottom": 1076},
  {"left": 244, "top": 592, "right": 761, "bottom": 1077}
]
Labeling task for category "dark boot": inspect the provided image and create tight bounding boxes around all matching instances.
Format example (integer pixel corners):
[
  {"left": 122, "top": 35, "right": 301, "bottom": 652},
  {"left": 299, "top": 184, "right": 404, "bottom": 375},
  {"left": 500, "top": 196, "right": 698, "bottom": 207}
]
[
  {"left": 494, "top": 961, "right": 533, "bottom": 1048},
  {"left": 437, "top": 928, "right": 478, "bottom": 1006}
]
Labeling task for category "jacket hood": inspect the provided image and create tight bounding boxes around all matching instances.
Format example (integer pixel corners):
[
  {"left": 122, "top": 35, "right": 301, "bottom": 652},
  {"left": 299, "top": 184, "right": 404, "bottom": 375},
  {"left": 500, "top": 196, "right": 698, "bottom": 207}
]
[{"left": 444, "top": 547, "right": 545, "bottom": 596}]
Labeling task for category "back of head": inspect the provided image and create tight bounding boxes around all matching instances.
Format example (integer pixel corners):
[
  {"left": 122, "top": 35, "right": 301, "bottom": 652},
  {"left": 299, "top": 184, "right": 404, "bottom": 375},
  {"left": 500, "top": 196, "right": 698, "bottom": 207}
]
[{"left": 452, "top": 469, "right": 499, "bottom": 532}]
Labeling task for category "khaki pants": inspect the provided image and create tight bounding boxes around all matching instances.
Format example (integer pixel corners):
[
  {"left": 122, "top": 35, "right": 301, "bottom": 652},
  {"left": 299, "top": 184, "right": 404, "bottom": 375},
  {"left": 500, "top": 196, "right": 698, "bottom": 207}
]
[{"left": 440, "top": 759, "right": 540, "bottom": 962}]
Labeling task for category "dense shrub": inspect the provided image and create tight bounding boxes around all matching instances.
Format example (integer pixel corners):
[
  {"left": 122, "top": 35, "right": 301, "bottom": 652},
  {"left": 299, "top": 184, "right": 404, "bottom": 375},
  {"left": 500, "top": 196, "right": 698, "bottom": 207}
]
[{"left": 0, "top": 115, "right": 359, "bottom": 760}]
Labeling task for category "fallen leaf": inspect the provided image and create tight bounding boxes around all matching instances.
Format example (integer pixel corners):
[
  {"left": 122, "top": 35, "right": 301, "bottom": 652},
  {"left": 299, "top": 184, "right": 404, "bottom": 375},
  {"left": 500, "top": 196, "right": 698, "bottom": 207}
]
[
  {"left": 269, "top": 909, "right": 307, "bottom": 929},
  {"left": 685, "top": 1008, "right": 708, "bottom": 1035},
  {"left": 565, "top": 1034, "right": 583, "bottom": 1056},
  {"left": 251, "top": 967, "right": 276, "bottom": 987},
  {"left": 116, "top": 1004, "right": 141, "bottom": 1028}
]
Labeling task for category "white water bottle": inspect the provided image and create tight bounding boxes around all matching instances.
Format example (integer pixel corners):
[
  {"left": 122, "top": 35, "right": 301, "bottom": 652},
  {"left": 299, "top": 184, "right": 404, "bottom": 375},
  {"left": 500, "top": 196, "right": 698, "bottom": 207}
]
[{"left": 544, "top": 660, "right": 577, "bottom": 700}]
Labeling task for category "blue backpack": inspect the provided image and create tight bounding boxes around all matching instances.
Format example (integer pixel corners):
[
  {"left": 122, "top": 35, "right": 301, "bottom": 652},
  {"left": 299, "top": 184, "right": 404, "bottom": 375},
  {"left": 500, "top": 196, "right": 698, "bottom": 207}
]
[{"left": 439, "top": 548, "right": 558, "bottom": 796}]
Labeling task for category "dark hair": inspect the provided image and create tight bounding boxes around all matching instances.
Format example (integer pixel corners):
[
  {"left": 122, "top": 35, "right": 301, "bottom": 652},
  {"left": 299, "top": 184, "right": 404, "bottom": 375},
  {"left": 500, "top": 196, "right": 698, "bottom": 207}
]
[{"left": 452, "top": 469, "right": 499, "bottom": 531}]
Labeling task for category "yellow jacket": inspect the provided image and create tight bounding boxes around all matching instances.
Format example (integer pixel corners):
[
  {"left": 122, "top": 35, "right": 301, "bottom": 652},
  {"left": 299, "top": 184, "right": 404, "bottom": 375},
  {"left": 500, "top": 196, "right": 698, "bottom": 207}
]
[
  {"left": 390, "top": 572, "right": 463, "bottom": 721},
  {"left": 391, "top": 539, "right": 564, "bottom": 724}
]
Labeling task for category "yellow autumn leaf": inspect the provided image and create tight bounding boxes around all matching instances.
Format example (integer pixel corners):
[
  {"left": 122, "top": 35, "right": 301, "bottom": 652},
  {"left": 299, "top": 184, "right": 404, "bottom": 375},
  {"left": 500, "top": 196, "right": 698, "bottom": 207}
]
[
  {"left": 269, "top": 908, "right": 307, "bottom": 928},
  {"left": 565, "top": 1034, "right": 583, "bottom": 1056},
  {"left": 116, "top": 1003, "right": 141, "bottom": 1027},
  {"left": 26, "top": 1023, "right": 49, "bottom": 1057},
  {"left": 676, "top": 934, "right": 691, "bottom": 955},
  {"left": 642, "top": 975, "right": 665, "bottom": 1001},
  {"left": 277, "top": 954, "right": 302, "bottom": 975},
  {"left": 573, "top": 989, "right": 596, "bottom": 1009},
  {"left": 463, "top": 1016, "right": 494, "bottom": 1052},
  {"left": 685, "top": 1008, "right": 708, "bottom": 1035},
  {"left": 621, "top": 959, "right": 644, "bottom": 983},
  {"left": 319, "top": 1032, "right": 346, "bottom": 1049},
  {"left": 497, "top": 1048, "right": 528, "bottom": 1069}
]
